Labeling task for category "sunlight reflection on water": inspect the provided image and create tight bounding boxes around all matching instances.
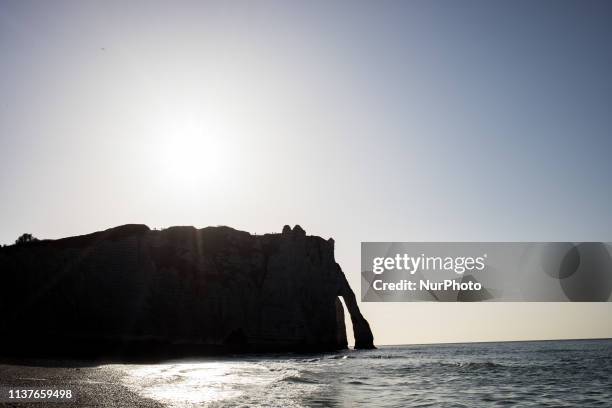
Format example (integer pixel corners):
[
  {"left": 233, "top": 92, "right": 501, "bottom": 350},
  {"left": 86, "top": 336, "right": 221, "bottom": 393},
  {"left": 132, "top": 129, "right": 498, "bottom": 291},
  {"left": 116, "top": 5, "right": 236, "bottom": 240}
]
[{"left": 119, "top": 361, "right": 274, "bottom": 406}]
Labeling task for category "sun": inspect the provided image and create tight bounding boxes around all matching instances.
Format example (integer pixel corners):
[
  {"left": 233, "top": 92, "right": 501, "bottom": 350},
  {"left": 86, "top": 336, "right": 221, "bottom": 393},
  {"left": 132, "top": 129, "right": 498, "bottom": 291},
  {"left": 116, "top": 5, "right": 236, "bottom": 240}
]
[{"left": 155, "top": 114, "right": 237, "bottom": 190}]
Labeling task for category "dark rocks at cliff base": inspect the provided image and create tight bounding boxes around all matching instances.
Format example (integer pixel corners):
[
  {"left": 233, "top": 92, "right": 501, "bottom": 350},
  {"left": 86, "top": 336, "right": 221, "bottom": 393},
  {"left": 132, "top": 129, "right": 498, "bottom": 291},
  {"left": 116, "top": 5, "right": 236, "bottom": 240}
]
[{"left": 0, "top": 224, "right": 374, "bottom": 358}]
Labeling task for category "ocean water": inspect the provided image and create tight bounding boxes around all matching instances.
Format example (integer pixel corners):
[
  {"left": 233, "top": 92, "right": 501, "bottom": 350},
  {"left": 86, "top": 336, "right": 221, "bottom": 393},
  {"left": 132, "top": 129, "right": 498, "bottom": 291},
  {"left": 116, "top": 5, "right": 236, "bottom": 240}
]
[{"left": 117, "top": 339, "right": 612, "bottom": 407}]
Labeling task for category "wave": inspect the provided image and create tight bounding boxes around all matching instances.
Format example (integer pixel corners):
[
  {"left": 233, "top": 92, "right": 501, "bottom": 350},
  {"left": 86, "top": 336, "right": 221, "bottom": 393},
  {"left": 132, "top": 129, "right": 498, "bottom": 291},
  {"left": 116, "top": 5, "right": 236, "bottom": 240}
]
[
  {"left": 299, "top": 358, "right": 321, "bottom": 363},
  {"left": 327, "top": 353, "right": 409, "bottom": 360},
  {"left": 383, "top": 361, "right": 507, "bottom": 375},
  {"left": 280, "top": 374, "right": 319, "bottom": 384},
  {"left": 326, "top": 354, "right": 350, "bottom": 360},
  {"left": 457, "top": 361, "right": 504, "bottom": 370},
  {"left": 360, "top": 354, "right": 408, "bottom": 360}
]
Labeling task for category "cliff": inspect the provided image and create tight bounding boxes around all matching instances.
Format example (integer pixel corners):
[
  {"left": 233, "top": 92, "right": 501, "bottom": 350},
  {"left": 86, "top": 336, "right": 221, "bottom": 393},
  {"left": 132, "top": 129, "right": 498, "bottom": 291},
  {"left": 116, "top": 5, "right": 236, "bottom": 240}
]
[{"left": 0, "top": 224, "right": 374, "bottom": 357}]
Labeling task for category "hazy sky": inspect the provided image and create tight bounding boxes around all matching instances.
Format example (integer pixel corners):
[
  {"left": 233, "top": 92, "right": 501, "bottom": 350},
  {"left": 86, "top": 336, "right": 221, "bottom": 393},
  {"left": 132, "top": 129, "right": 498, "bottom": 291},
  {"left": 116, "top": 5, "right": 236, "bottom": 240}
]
[{"left": 1, "top": 0, "right": 612, "bottom": 345}]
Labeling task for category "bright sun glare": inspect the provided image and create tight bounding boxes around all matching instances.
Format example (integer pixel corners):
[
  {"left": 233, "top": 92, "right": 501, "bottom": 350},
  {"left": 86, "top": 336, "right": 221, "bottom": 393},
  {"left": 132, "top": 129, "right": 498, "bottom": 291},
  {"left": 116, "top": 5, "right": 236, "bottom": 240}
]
[{"left": 156, "top": 115, "right": 237, "bottom": 190}]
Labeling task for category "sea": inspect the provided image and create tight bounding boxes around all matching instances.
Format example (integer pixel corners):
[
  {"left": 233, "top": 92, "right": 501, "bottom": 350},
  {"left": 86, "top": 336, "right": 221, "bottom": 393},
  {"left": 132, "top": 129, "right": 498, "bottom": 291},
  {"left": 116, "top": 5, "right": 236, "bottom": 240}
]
[{"left": 115, "top": 339, "right": 612, "bottom": 407}]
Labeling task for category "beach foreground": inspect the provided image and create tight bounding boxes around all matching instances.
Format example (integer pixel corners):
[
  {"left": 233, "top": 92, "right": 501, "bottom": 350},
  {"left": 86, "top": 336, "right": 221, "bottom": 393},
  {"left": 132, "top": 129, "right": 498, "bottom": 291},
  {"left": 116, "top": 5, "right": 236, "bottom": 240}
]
[{"left": 0, "top": 363, "right": 162, "bottom": 408}]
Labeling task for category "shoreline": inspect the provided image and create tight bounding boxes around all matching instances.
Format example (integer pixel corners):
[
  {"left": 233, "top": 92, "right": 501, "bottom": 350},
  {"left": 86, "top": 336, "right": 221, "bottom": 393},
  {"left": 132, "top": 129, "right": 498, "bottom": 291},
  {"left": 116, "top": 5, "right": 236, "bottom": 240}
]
[{"left": 1, "top": 339, "right": 610, "bottom": 407}]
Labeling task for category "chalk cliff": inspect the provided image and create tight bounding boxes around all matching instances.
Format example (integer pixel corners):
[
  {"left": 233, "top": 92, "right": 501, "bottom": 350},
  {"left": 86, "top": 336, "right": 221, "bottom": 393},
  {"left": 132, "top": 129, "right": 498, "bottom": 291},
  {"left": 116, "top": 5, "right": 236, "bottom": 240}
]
[{"left": 0, "top": 224, "right": 374, "bottom": 357}]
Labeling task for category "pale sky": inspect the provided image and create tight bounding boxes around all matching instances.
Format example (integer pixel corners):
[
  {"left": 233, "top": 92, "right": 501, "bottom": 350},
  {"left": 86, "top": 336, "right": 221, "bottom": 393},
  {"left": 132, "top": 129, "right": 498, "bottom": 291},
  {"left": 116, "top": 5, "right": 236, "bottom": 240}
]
[{"left": 1, "top": 0, "right": 611, "bottom": 345}]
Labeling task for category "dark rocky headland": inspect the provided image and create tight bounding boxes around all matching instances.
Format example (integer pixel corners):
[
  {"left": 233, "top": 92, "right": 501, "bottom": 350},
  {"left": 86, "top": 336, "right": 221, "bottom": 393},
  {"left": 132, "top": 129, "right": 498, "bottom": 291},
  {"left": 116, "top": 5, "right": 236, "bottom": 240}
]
[{"left": 0, "top": 224, "right": 374, "bottom": 359}]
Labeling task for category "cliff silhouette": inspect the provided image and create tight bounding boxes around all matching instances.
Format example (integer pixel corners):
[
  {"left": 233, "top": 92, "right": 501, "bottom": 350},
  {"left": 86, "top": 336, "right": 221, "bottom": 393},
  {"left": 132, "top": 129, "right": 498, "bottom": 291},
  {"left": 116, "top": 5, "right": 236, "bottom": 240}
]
[{"left": 0, "top": 224, "right": 374, "bottom": 358}]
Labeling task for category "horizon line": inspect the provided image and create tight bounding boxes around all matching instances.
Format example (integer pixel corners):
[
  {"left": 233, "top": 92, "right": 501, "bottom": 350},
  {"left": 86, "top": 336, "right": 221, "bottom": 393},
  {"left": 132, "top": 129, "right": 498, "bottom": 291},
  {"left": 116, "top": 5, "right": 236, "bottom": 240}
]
[{"left": 374, "top": 336, "right": 612, "bottom": 347}]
